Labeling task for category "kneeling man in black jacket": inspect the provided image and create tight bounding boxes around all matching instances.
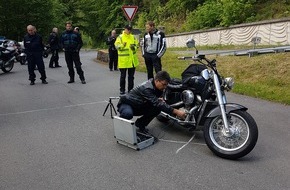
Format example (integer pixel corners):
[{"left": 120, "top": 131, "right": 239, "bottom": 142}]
[{"left": 117, "top": 71, "right": 186, "bottom": 132}]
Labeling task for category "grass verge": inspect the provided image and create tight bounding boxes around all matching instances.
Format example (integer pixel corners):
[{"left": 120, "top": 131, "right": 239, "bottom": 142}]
[{"left": 136, "top": 50, "right": 290, "bottom": 105}]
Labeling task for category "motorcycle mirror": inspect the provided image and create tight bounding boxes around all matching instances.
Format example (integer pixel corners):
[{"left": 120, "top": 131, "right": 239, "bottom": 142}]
[
  {"left": 186, "top": 39, "right": 195, "bottom": 48},
  {"left": 186, "top": 38, "right": 199, "bottom": 55}
]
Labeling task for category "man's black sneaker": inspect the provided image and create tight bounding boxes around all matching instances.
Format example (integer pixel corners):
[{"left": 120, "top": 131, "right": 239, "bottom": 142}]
[
  {"left": 42, "top": 80, "right": 48, "bottom": 84},
  {"left": 30, "top": 81, "right": 35, "bottom": 85},
  {"left": 55, "top": 65, "right": 62, "bottom": 68},
  {"left": 120, "top": 91, "right": 125, "bottom": 95},
  {"left": 49, "top": 66, "right": 54, "bottom": 68},
  {"left": 81, "top": 80, "right": 86, "bottom": 84},
  {"left": 67, "top": 80, "right": 75, "bottom": 83}
]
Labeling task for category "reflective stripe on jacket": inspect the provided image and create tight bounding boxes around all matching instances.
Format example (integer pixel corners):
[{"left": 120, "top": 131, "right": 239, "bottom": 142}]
[{"left": 115, "top": 31, "right": 139, "bottom": 69}]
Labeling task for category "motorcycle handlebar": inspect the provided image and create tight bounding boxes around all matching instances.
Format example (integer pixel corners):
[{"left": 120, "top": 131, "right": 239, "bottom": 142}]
[
  {"left": 178, "top": 54, "right": 217, "bottom": 68},
  {"left": 178, "top": 56, "right": 202, "bottom": 61}
]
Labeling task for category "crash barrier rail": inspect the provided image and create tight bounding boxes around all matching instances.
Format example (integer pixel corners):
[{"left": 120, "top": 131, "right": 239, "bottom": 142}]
[
  {"left": 196, "top": 45, "right": 290, "bottom": 57},
  {"left": 234, "top": 46, "right": 290, "bottom": 57}
]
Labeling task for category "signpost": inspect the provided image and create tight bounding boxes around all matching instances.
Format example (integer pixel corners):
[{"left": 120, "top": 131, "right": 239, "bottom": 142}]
[
  {"left": 122, "top": 5, "right": 138, "bottom": 25},
  {"left": 251, "top": 36, "right": 261, "bottom": 49}
]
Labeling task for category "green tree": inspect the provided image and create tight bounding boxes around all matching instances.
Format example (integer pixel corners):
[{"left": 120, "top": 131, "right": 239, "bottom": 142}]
[
  {"left": 0, "top": 0, "right": 54, "bottom": 41},
  {"left": 220, "top": 0, "right": 256, "bottom": 26},
  {"left": 185, "top": 0, "right": 223, "bottom": 30}
]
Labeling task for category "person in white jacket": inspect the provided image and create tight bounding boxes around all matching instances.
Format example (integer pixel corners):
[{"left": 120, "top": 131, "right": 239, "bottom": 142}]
[{"left": 142, "top": 21, "right": 166, "bottom": 80}]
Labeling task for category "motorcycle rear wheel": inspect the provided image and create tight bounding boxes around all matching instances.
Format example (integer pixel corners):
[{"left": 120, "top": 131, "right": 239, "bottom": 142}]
[
  {"left": 204, "top": 110, "right": 258, "bottom": 160},
  {"left": 1, "top": 61, "right": 14, "bottom": 73}
]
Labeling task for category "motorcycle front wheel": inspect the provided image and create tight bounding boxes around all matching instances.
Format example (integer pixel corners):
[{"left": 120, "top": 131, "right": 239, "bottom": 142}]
[
  {"left": 204, "top": 110, "right": 258, "bottom": 160},
  {"left": 1, "top": 61, "right": 14, "bottom": 73}
]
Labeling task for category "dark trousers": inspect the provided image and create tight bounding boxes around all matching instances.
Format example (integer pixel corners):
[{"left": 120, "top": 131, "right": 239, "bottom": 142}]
[
  {"left": 118, "top": 103, "right": 161, "bottom": 129},
  {"left": 144, "top": 53, "right": 162, "bottom": 80},
  {"left": 64, "top": 51, "right": 85, "bottom": 81},
  {"left": 109, "top": 49, "right": 118, "bottom": 70},
  {"left": 27, "top": 52, "right": 46, "bottom": 81},
  {"left": 49, "top": 49, "right": 59, "bottom": 67},
  {"left": 119, "top": 68, "right": 135, "bottom": 93}
]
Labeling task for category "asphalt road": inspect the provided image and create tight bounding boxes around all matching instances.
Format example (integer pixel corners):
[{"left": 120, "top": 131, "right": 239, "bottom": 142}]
[{"left": 0, "top": 50, "right": 290, "bottom": 190}]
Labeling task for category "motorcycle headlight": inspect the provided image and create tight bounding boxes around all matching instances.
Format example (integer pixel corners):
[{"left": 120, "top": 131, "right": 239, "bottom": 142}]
[
  {"left": 182, "top": 90, "right": 194, "bottom": 106},
  {"left": 223, "top": 77, "right": 234, "bottom": 91},
  {"left": 200, "top": 69, "right": 210, "bottom": 80}
]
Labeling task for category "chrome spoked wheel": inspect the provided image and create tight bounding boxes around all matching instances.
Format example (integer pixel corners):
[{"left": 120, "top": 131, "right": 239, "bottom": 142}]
[
  {"left": 204, "top": 110, "right": 258, "bottom": 159},
  {"left": 209, "top": 112, "right": 249, "bottom": 151}
]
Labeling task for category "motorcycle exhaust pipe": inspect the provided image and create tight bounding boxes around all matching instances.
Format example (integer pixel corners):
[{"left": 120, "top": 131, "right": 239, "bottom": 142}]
[
  {"left": 160, "top": 111, "right": 196, "bottom": 125},
  {"left": 170, "top": 101, "right": 184, "bottom": 108}
]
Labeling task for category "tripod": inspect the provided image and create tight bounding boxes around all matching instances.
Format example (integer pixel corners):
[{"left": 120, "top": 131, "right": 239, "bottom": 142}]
[{"left": 103, "top": 97, "right": 119, "bottom": 119}]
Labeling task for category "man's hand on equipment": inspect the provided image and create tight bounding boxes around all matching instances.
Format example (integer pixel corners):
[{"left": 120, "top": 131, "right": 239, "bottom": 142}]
[
  {"left": 173, "top": 109, "right": 186, "bottom": 119},
  {"left": 158, "top": 97, "right": 165, "bottom": 102}
]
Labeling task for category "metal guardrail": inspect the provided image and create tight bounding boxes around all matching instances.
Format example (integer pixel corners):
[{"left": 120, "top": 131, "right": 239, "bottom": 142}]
[
  {"left": 233, "top": 46, "right": 290, "bottom": 57},
  {"left": 191, "top": 46, "right": 290, "bottom": 57}
]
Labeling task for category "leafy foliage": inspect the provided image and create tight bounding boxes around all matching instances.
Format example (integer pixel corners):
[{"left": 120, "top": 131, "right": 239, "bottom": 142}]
[
  {"left": 0, "top": 0, "right": 54, "bottom": 41},
  {"left": 220, "top": 0, "right": 256, "bottom": 26},
  {"left": 185, "top": 0, "right": 223, "bottom": 30}
]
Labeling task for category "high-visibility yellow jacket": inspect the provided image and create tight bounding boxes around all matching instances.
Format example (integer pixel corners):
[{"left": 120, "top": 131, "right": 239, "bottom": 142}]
[{"left": 114, "top": 31, "right": 139, "bottom": 69}]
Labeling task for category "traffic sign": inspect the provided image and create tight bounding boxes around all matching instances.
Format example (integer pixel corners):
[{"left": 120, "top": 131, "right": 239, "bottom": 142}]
[{"left": 122, "top": 5, "right": 138, "bottom": 21}]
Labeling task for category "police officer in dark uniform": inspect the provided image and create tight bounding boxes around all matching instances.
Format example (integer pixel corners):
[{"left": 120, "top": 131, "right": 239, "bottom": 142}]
[
  {"left": 24, "top": 25, "right": 47, "bottom": 85},
  {"left": 61, "top": 21, "right": 86, "bottom": 84},
  {"left": 48, "top": 27, "right": 61, "bottom": 68},
  {"left": 106, "top": 29, "right": 118, "bottom": 71}
]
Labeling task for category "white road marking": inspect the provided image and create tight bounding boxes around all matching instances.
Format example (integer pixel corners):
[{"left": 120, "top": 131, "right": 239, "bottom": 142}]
[{"left": 0, "top": 100, "right": 107, "bottom": 116}]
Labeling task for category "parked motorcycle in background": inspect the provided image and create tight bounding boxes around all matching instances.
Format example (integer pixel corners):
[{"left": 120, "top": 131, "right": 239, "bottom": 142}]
[
  {"left": 0, "top": 40, "right": 16, "bottom": 73},
  {"left": 15, "top": 41, "right": 27, "bottom": 65},
  {"left": 157, "top": 39, "right": 258, "bottom": 159}
]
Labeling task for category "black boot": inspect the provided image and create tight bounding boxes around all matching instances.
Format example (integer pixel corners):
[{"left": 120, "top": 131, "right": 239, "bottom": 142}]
[
  {"left": 55, "top": 63, "right": 62, "bottom": 67},
  {"left": 67, "top": 79, "right": 75, "bottom": 83},
  {"left": 49, "top": 63, "right": 54, "bottom": 68},
  {"left": 30, "top": 81, "right": 35, "bottom": 85}
]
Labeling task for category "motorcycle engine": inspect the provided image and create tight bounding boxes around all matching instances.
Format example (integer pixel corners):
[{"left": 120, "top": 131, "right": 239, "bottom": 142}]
[{"left": 181, "top": 90, "right": 194, "bottom": 107}]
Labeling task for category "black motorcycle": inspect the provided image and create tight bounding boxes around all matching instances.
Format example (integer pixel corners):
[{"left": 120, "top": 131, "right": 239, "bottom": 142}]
[
  {"left": 0, "top": 41, "right": 16, "bottom": 73},
  {"left": 157, "top": 39, "right": 258, "bottom": 159}
]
